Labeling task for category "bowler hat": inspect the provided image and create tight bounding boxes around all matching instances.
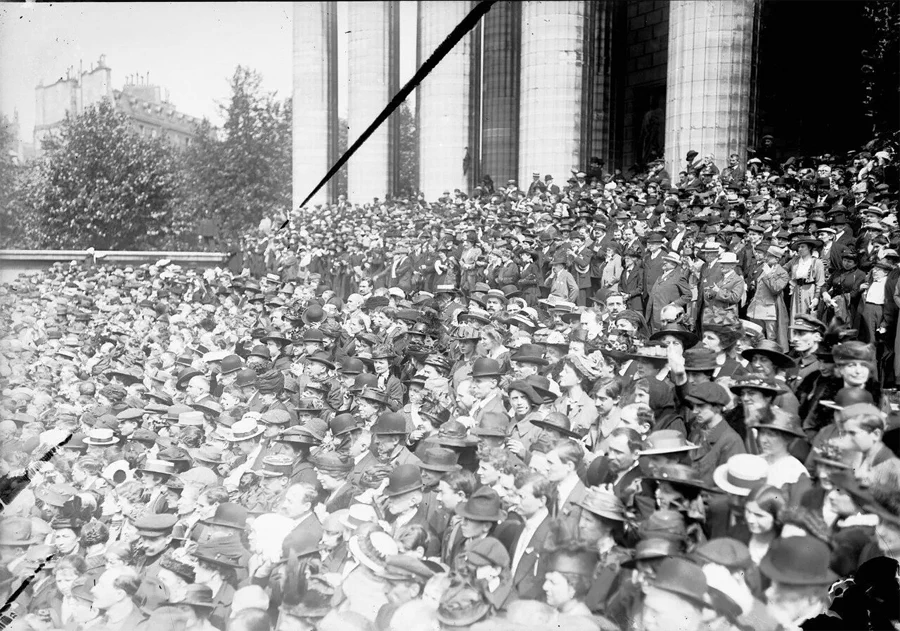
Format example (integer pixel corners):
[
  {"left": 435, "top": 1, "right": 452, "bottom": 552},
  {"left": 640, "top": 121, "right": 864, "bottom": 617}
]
[
  {"left": 373, "top": 412, "right": 408, "bottom": 436},
  {"left": 455, "top": 487, "right": 506, "bottom": 522},
  {"left": 509, "top": 344, "right": 548, "bottom": 366},
  {"left": 419, "top": 447, "right": 462, "bottom": 472},
  {"left": 383, "top": 464, "right": 423, "bottom": 497},
  {"left": 307, "top": 352, "right": 336, "bottom": 371},
  {"left": 329, "top": 413, "right": 361, "bottom": 437},
  {"left": 234, "top": 368, "right": 258, "bottom": 388},
  {"left": 201, "top": 502, "right": 248, "bottom": 530},
  {"left": 759, "top": 536, "right": 838, "bottom": 585},
  {"left": 471, "top": 357, "right": 504, "bottom": 379}
]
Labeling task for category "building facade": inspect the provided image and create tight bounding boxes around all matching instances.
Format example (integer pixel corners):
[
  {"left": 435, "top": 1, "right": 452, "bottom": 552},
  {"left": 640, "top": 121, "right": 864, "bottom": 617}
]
[
  {"left": 294, "top": 0, "right": 868, "bottom": 205},
  {"left": 34, "top": 55, "right": 203, "bottom": 154}
]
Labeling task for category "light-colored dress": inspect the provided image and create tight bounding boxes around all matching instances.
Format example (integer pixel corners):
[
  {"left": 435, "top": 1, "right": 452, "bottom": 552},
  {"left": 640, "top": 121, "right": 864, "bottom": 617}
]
[{"left": 788, "top": 256, "right": 825, "bottom": 319}]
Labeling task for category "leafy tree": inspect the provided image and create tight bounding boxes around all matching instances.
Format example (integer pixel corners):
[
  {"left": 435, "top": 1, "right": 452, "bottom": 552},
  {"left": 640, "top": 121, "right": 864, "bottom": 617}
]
[
  {"left": 17, "top": 101, "right": 181, "bottom": 249},
  {"left": 862, "top": 1, "right": 900, "bottom": 135},
  {"left": 183, "top": 66, "right": 292, "bottom": 245},
  {"left": 0, "top": 115, "right": 18, "bottom": 244}
]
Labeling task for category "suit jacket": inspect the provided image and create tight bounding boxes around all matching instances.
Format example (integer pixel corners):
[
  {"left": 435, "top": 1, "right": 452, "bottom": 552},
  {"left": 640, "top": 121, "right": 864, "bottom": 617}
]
[
  {"left": 705, "top": 270, "right": 746, "bottom": 318},
  {"left": 387, "top": 255, "right": 414, "bottom": 294},
  {"left": 619, "top": 264, "right": 645, "bottom": 311},
  {"left": 645, "top": 269, "right": 692, "bottom": 331},
  {"left": 747, "top": 264, "right": 789, "bottom": 321},
  {"left": 551, "top": 478, "right": 586, "bottom": 535},
  {"left": 471, "top": 391, "right": 509, "bottom": 427},
  {"left": 548, "top": 269, "right": 578, "bottom": 302},
  {"left": 642, "top": 251, "right": 667, "bottom": 298},
  {"left": 509, "top": 514, "right": 553, "bottom": 600}
]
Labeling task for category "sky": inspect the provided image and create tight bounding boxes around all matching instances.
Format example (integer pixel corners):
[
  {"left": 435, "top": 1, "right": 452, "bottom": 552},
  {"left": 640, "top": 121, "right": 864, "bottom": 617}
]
[{"left": 0, "top": 2, "right": 419, "bottom": 143}]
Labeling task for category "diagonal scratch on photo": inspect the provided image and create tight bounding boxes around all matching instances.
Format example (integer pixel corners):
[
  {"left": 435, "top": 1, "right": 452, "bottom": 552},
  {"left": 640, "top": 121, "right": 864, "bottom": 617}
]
[{"left": 0, "top": 1, "right": 898, "bottom": 630}]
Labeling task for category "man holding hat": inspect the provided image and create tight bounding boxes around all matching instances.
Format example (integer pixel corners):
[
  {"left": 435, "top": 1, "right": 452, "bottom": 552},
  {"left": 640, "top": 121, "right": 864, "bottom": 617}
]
[{"left": 645, "top": 252, "right": 691, "bottom": 332}]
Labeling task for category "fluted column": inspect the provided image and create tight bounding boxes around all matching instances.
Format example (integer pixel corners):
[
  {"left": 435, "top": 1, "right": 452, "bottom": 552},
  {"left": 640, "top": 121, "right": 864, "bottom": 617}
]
[
  {"left": 417, "top": 1, "right": 472, "bottom": 201},
  {"left": 480, "top": 0, "right": 520, "bottom": 187},
  {"left": 292, "top": 1, "right": 337, "bottom": 209},
  {"left": 519, "top": 1, "right": 592, "bottom": 186},
  {"left": 664, "top": 0, "right": 757, "bottom": 176},
  {"left": 347, "top": 1, "right": 400, "bottom": 203}
]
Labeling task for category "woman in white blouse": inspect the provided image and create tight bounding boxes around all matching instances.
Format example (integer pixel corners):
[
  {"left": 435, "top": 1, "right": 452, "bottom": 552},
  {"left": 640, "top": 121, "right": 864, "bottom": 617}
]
[{"left": 787, "top": 237, "right": 825, "bottom": 319}]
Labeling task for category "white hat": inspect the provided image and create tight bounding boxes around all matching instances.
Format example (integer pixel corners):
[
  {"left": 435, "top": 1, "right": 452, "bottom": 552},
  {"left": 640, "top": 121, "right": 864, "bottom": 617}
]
[
  {"left": 713, "top": 454, "right": 768, "bottom": 496},
  {"left": 227, "top": 418, "right": 264, "bottom": 442},
  {"left": 719, "top": 252, "right": 739, "bottom": 265}
]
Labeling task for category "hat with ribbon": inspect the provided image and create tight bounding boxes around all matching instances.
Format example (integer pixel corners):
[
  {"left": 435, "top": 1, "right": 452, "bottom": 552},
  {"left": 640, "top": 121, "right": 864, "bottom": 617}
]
[
  {"left": 728, "top": 373, "right": 787, "bottom": 396},
  {"left": 348, "top": 529, "right": 399, "bottom": 573},
  {"left": 577, "top": 486, "right": 626, "bottom": 521},
  {"left": 227, "top": 418, "right": 265, "bottom": 442},
  {"left": 84, "top": 427, "right": 120, "bottom": 446},
  {"left": 713, "top": 454, "right": 768, "bottom": 496},
  {"left": 645, "top": 463, "right": 714, "bottom": 492},
  {"left": 437, "top": 419, "right": 479, "bottom": 447}
]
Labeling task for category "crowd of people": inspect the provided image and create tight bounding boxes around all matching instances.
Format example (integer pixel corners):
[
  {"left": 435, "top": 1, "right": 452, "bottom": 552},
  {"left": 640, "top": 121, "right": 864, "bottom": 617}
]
[{"left": 1, "top": 135, "right": 900, "bottom": 631}]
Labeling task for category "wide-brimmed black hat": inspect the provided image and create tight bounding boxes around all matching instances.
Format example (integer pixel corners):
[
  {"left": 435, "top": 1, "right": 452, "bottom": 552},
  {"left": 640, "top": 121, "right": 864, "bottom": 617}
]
[
  {"left": 649, "top": 326, "right": 699, "bottom": 349},
  {"left": 740, "top": 340, "right": 796, "bottom": 370},
  {"left": 530, "top": 412, "right": 580, "bottom": 439}
]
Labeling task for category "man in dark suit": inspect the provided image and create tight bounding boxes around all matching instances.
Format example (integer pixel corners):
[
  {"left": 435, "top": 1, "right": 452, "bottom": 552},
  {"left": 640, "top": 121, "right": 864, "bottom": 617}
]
[
  {"left": 645, "top": 252, "right": 692, "bottom": 333},
  {"left": 642, "top": 232, "right": 667, "bottom": 301},
  {"left": 620, "top": 248, "right": 645, "bottom": 312},
  {"left": 387, "top": 245, "right": 414, "bottom": 295},
  {"left": 546, "top": 442, "right": 586, "bottom": 534},
  {"left": 507, "top": 472, "right": 554, "bottom": 600}
]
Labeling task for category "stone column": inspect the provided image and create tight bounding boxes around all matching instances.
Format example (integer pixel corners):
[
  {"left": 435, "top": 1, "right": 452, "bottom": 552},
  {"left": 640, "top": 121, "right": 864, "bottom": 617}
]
[
  {"left": 292, "top": 1, "right": 337, "bottom": 209},
  {"left": 519, "top": 1, "right": 591, "bottom": 186},
  {"left": 664, "top": 0, "right": 757, "bottom": 177},
  {"left": 417, "top": 1, "right": 472, "bottom": 201},
  {"left": 347, "top": 1, "right": 399, "bottom": 204},
  {"left": 480, "top": 0, "right": 520, "bottom": 188}
]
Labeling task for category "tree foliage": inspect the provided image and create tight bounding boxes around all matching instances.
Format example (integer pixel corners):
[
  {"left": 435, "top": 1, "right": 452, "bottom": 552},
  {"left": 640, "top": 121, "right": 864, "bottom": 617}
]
[
  {"left": 182, "top": 66, "right": 292, "bottom": 246},
  {"left": 862, "top": 1, "right": 900, "bottom": 135},
  {"left": 16, "top": 102, "right": 181, "bottom": 249}
]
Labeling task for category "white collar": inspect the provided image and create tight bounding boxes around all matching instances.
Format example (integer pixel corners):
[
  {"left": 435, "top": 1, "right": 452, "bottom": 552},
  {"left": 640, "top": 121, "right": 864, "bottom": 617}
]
[{"left": 557, "top": 474, "right": 580, "bottom": 507}]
